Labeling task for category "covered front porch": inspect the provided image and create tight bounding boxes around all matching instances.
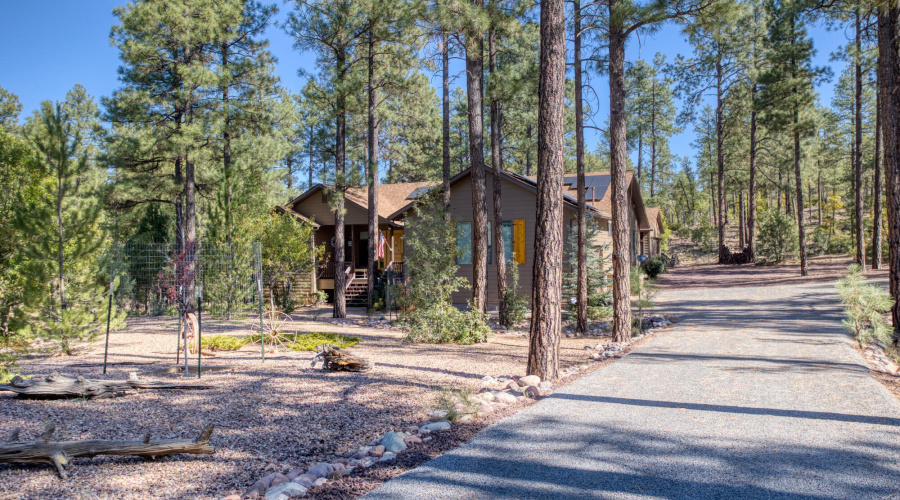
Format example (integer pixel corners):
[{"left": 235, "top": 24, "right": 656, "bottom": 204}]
[{"left": 314, "top": 224, "right": 405, "bottom": 305}]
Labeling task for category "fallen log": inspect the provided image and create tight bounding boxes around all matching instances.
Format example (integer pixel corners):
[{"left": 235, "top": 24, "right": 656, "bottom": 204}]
[
  {"left": 0, "top": 422, "right": 215, "bottom": 478},
  {"left": 0, "top": 372, "right": 213, "bottom": 399},
  {"left": 311, "top": 344, "right": 371, "bottom": 372}
]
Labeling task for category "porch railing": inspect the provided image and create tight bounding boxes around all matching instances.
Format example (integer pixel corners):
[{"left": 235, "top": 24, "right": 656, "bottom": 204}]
[{"left": 317, "top": 262, "right": 352, "bottom": 280}]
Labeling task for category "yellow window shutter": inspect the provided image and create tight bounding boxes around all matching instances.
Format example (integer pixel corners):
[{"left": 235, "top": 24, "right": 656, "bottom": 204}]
[{"left": 513, "top": 219, "right": 526, "bottom": 264}]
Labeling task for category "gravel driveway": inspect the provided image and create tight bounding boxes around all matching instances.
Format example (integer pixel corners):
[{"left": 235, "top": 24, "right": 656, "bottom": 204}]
[{"left": 365, "top": 278, "right": 900, "bottom": 499}]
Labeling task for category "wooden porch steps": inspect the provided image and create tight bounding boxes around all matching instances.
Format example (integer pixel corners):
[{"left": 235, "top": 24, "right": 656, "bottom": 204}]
[{"left": 345, "top": 274, "right": 369, "bottom": 307}]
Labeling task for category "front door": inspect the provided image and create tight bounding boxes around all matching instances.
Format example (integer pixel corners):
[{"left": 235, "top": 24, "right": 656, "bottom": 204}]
[{"left": 357, "top": 230, "right": 368, "bottom": 268}]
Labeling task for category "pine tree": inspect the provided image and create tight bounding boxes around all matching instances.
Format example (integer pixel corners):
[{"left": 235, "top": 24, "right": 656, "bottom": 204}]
[
  {"left": 15, "top": 102, "right": 122, "bottom": 355},
  {"left": 0, "top": 86, "right": 21, "bottom": 129},
  {"left": 0, "top": 121, "right": 42, "bottom": 341},
  {"left": 756, "top": 0, "right": 826, "bottom": 277},
  {"left": 287, "top": 0, "right": 373, "bottom": 318},
  {"left": 562, "top": 219, "right": 612, "bottom": 323},
  {"left": 107, "top": 0, "right": 244, "bottom": 317},
  {"left": 529, "top": 0, "right": 565, "bottom": 381},
  {"left": 673, "top": 0, "right": 748, "bottom": 261},
  {"left": 605, "top": 0, "right": 717, "bottom": 343},
  {"left": 630, "top": 54, "right": 680, "bottom": 200}
]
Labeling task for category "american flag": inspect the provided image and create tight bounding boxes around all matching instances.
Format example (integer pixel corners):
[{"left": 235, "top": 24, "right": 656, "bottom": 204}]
[{"left": 377, "top": 232, "right": 387, "bottom": 259}]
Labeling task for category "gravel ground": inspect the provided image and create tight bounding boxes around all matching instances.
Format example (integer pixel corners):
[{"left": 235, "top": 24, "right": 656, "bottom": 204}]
[
  {"left": 366, "top": 275, "right": 900, "bottom": 499},
  {"left": 0, "top": 310, "right": 610, "bottom": 499}
]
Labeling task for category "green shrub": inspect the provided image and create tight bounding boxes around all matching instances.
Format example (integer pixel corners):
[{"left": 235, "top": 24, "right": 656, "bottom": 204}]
[
  {"left": 810, "top": 226, "right": 850, "bottom": 255},
  {"left": 0, "top": 352, "right": 20, "bottom": 384},
  {"left": 289, "top": 332, "right": 360, "bottom": 351},
  {"left": 200, "top": 335, "right": 248, "bottom": 351},
  {"left": 837, "top": 265, "right": 894, "bottom": 347},
  {"left": 641, "top": 255, "right": 667, "bottom": 278},
  {"left": 399, "top": 193, "right": 489, "bottom": 344},
  {"left": 757, "top": 209, "right": 798, "bottom": 263},
  {"left": 401, "top": 304, "right": 490, "bottom": 344},
  {"left": 630, "top": 267, "right": 658, "bottom": 336},
  {"left": 691, "top": 224, "right": 716, "bottom": 253}
]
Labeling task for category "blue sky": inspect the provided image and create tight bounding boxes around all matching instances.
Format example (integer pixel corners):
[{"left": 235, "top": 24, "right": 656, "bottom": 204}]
[{"left": 0, "top": 1, "right": 847, "bottom": 163}]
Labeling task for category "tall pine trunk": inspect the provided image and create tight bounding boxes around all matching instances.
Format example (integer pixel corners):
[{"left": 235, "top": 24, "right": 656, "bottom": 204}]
[
  {"left": 748, "top": 15, "right": 760, "bottom": 262},
  {"left": 608, "top": 0, "right": 631, "bottom": 344},
  {"left": 716, "top": 54, "right": 726, "bottom": 263},
  {"left": 794, "top": 120, "right": 807, "bottom": 276},
  {"left": 739, "top": 191, "right": 745, "bottom": 248},
  {"left": 574, "top": 0, "right": 588, "bottom": 335},
  {"left": 442, "top": 33, "right": 451, "bottom": 219},
  {"left": 855, "top": 6, "right": 865, "bottom": 269},
  {"left": 528, "top": 0, "right": 565, "bottom": 381},
  {"left": 874, "top": 74, "right": 883, "bottom": 270},
  {"left": 366, "top": 34, "right": 379, "bottom": 309},
  {"left": 878, "top": 4, "right": 900, "bottom": 343},
  {"left": 333, "top": 50, "right": 347, "bottom": 319},
  {"left": 489, "top": 29, "right": 508, "bottom": 324},
  {"left": 466, "top": 7, "right": 488, "bottom": 314},
  {"left": 183, "top": 100, "right": 197, "bottom": 317}
]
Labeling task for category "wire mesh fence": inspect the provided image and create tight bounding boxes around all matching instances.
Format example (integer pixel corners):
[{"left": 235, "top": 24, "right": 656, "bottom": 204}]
[{"left": 103, "top": 241, "right": 266, "bottom": 375}]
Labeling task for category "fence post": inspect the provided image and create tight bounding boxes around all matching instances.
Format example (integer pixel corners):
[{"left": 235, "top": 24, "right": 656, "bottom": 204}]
[
  {"left": 197, "top": 283, "right": 202, "bottom": 378},
  {"left": 256, "top": 242, "right": 265, "bottom": 363},
  {"left": 102, "top": 244, "right": 116, "bottom": 375}
]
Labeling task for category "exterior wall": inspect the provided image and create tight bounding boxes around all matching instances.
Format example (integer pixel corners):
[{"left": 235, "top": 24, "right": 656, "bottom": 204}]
[
  {"left": 448, "top": 172, "right": 540, "bottom": 306},
  {"left": 294, "top": 190, "right": 370, "bottom": 226}
]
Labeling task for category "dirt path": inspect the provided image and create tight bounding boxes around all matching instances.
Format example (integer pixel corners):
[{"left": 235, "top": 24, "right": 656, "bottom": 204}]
[{"left": 366, "top": 268, "right": 900, "bottom": 499}]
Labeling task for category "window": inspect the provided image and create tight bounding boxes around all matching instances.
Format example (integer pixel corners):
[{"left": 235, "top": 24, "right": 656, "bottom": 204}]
[
  {"left": 502, "top": 221, "right": 514, "bottom": 264},
  {"left": 456, "top": 222, "right": 472, "bottom": 265}
]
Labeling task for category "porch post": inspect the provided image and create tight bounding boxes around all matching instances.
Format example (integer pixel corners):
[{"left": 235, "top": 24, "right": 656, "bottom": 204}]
[{"left": 310, "top": 230, "right": 317, "bottom": 295}]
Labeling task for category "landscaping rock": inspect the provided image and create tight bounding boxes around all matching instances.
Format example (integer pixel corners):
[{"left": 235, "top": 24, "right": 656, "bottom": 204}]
[
  {"left": 518, "top": 375, "right": 541, "bottom": 387},
  {"left": 428, "top": 410, "right": 449, "bottom": 421},
  {"left": 404, "top": 435, "right": 423, "bottom": 445},
  {"left": 292, "top": 475, "right": 315, "bottom": 488},
  {"left": 243, "top": 477, "right": 272, "bottom": 499},
  {"left": 478, "top": 403, "right": 495, "bottom": 415},
  {"left": 505, "top": 381, "right": 521, "bottom": 391},
  {"left": 314, "top": 478, "right": 327, "bottom": 486},
  {"left": 270, "top": 473, "right": 290, "bottom": 488},
  {"left": 478, "top": 391, "right": 496, "bottom": 402},
  {"left": 307, "top": 463, "right": 333, "bottom": 479},
  {"left": 380, "top": 452, "right": 397, "bottom": 462},
  {"left": 523, "top": 386, "right": 542, "bottom": 399},
  {"left": 421, "top": 421, "right": 452, "bottom": 432},
  {"left": 265, "top": 482, "right": 307, "bottom": 500},
  {"left": 607, "top": 343, "right": 622, "bottom": 352},
  {"left": 494, "top": 391, "right": 517, "bottom": 404},
  {"left": 456, "top": 414, "right": 475, "bottom": 423},
  {"left": 538, "top": 381, "right": 553, "bottom": 393},
  {"left": 328, "top": 469, "right": 351, "bottom": 480},
  {"left": 380, "top": 431, "right": 408, "bottom": 453},
  {"left": 285, "top": 469, "right": 304, "bottom": 481},
  {"left": 369, "top": 445, "right": 386, "bottom": 457}
]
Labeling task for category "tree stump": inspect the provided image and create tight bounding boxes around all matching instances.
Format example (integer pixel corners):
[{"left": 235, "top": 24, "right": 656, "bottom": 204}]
[
  {"left": 311, "top": 344, "right": 371, "bottom": 372},
  {"left": 0, "top": 372, "right": 212, "bottom": 399},
  {"left": 0, "top": 422, "right": 215, "bottom": 478}
]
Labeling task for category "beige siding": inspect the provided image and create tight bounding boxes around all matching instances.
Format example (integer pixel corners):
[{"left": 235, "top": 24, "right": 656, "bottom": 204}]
[
  {"left": 448, "top": 172, "right": 541, "bottom": 306},
  {"left": 294, "top": 191, "right": 370, "bottom": 226}
]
